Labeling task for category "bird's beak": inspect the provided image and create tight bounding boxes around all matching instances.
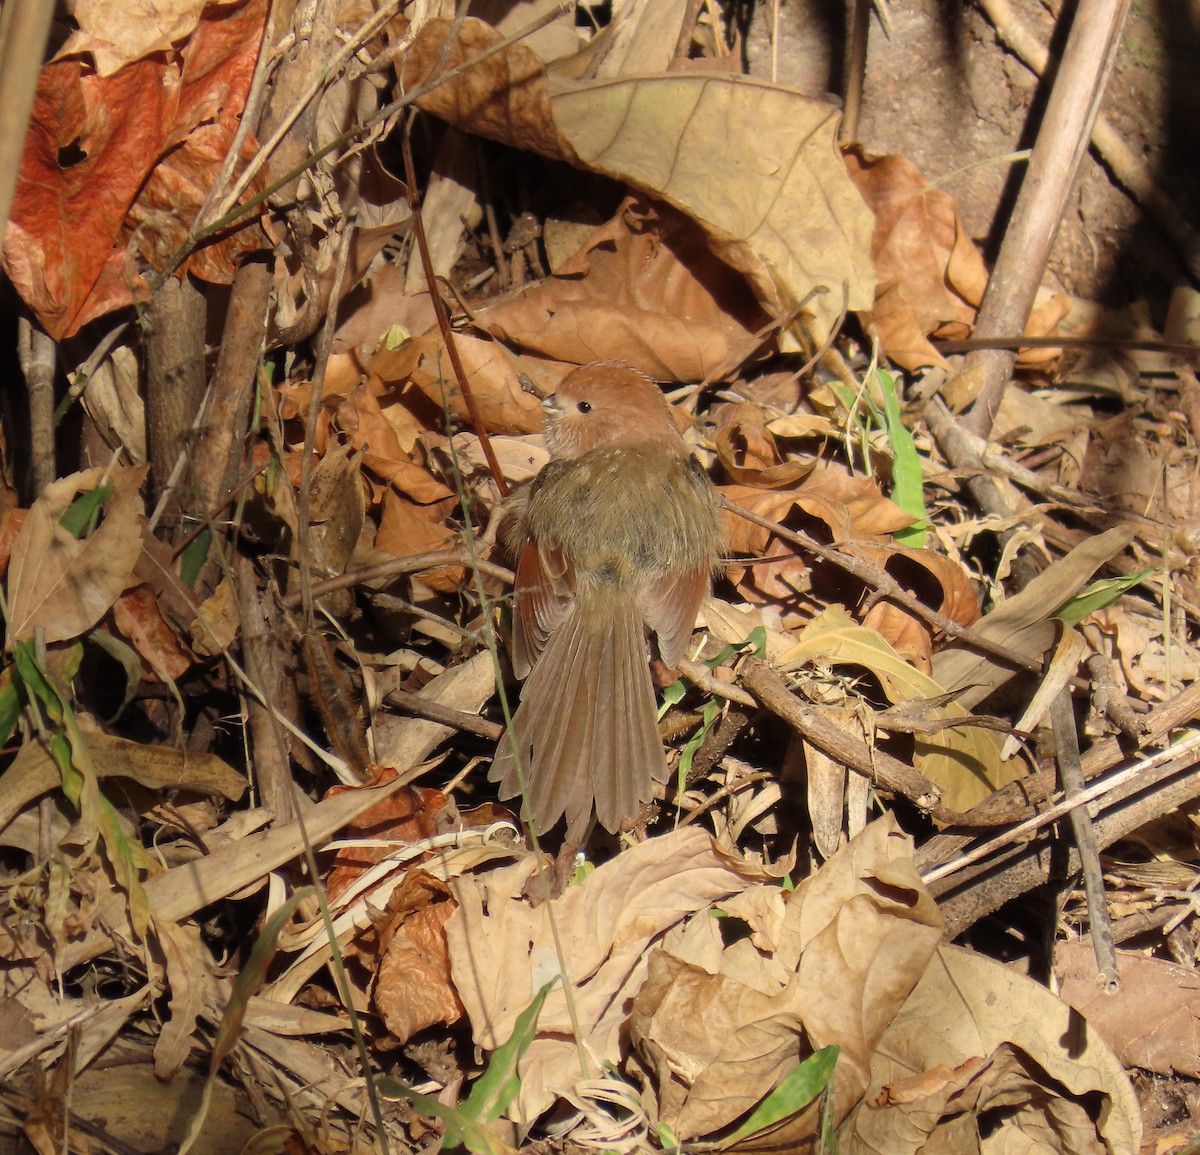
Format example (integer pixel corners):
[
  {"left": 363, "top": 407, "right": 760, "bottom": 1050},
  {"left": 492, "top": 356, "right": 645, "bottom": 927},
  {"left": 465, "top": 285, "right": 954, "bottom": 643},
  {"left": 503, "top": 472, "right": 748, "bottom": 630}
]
[{"left": 542, "top": 394, "right": 562, "bottom": 418}]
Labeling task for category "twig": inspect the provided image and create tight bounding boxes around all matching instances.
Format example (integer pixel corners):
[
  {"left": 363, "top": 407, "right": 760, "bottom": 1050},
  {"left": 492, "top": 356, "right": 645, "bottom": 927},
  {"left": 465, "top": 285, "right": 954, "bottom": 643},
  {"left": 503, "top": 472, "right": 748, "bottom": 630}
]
[
  {"left": 961, "top": 0, "right": 1132, "bottom": 438},
  {"left": 720, "top": 495, "right": 1057, "bottom": 678},
  {"left": 297, "top": 218, "right": 357, "bottom": 625},
  {"left": 840, "top": 0, "right": 870, "bottom": 143},
  {"left": 677, "top": 657, "right": 756, "bottom": 707},
  {"left": 401, "top": 116, "right": 509, "bottom": 499},
  {"left": 920, "top": 729, "right": 1200, "bottom": 887},
  {"left": 151, "top": 3, "right": 573, "bottom": 294},
  {"left": 742, "top": 659, "right": 958, "bottom": 820},
  {"left": 16, "top": 317, "right": 56, "bottom": 496},
  {"left": 1051, "top": 687, "right": 1120, "bottom": 992},
  {"left": 384, "top": 691, "right": 502, "bottom": 741},
  {"left": 932, "top": 746, "right": 1200, "bottom": 939},
  {"left": 1085, "top": 653, "right": 1149, "bottom": 745},
  {"left": 279, "top": 550, "right": 513, "bottom": 609}
]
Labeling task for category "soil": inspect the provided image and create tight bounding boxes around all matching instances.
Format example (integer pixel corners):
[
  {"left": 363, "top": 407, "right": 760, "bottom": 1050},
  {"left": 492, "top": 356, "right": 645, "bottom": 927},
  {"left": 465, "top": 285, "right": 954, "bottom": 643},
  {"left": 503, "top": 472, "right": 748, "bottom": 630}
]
[{"left": 744, "top": 0, "right": 1200, "bottom": 321}]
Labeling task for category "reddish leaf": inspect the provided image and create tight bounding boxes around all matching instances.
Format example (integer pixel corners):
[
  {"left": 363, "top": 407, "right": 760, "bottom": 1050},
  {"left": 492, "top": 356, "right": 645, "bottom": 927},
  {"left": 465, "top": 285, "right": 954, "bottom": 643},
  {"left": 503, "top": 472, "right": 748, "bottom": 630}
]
[{"left": 4, "top": 0, "right": 268, "bottom": 338}]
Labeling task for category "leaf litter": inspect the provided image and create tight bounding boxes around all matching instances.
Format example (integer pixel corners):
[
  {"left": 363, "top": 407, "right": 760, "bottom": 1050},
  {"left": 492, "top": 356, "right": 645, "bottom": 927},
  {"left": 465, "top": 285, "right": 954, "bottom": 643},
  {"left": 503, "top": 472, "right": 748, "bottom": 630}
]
[{"left": 1, "top": 1, "right": 1198, "bottom": 1152}]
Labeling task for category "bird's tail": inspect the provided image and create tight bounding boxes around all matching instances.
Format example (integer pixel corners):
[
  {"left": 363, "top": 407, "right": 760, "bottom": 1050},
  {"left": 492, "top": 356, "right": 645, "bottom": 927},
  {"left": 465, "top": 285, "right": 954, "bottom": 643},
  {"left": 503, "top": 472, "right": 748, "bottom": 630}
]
[{"left": 490, "top": 598, "right": 666, "bottom": 842}]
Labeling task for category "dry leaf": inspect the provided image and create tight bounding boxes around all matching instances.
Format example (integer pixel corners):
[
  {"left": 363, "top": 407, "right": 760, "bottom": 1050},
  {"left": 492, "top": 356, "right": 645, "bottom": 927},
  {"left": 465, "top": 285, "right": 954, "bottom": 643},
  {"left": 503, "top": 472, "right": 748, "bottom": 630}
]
[
  {"left": 445, "top": 827, "right": 766, "bottom": 1126},
  {"left": 630, "top": 816, "right": 942, "bottom": 1145},
  {"left": 7, "top": 466, "right": 148, "bottom": 645},
  {"left": 400, "top": 17, "right": 875, "bottom": 345},
  {"left": 477, "top": 195, "right": 769, "bottom": 382},
  {"left": 843, "top": 945, "right": 1140, "bottom": 1155},
  {"left": 373, "top": 872, "right": 465, "bottom": 1044},
  {"left": 844, "top": 147, "right": 988, "bottom": 371},
  {"left": 1056, "top": 941, "right": 1200, "bottom": 1079},
  {"left": 5, "top": 1, "right": 269, "bottom": 338}
]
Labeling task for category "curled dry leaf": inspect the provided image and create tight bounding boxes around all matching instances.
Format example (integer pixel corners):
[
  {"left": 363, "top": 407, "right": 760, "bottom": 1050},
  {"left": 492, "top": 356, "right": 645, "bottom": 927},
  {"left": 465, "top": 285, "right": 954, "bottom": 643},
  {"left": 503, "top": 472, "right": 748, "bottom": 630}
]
[
  {"left": 399, "top": 17, "right": 875, "bottom": 346},
  {"left": 7, "top": 466, "right": 148, "bottom": 645},
  {"left": 373, "top": 871, "right": 465, "bottom": 1045},
  {"left": 843, "top": 945, "right": 1140, "bottom": 1155},
  {"left": 720, "top": 464, "right": 912, "bottom": 623},
  {"left": 370, "top": 330, "right": 555, "bottom": 435},
  {"left": 629, "top": 816, "right": 942, "bottom": 1147},
  {"left": 112, "top": 584, "right": 195, "bottom": 682},
  {"left": 714, "top": 402, "right": 818, "bottom": 489},
  {"left": 843, "top": 147, "right": 988, "bottom": 371}
]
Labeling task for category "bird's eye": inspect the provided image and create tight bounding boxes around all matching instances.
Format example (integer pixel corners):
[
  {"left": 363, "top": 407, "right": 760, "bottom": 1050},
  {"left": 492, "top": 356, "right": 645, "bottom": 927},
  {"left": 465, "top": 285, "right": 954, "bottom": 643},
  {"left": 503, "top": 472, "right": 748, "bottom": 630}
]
[{"left": 576, "top": 401, "right": 592, "bottom": 414}]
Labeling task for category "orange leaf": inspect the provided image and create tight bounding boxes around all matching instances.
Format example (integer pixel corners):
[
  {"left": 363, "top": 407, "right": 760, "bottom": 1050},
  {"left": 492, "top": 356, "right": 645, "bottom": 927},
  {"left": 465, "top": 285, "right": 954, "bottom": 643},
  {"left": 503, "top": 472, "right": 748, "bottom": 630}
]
[{"left": 845, "top": 147, "right": 988, "bottom": 371}]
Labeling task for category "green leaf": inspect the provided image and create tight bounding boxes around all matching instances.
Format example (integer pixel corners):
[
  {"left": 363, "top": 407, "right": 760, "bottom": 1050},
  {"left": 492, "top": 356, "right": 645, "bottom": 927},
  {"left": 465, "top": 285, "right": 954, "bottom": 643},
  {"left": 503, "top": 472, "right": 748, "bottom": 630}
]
[
  {"left": 658, "top": 677, "right": 689, "bottom": 719},
  {"left": 211, "top": 886, "right": 319, "bottom": 1073},
  {"left": 720, "top": 1045, "right": 839, "bottom": 1148},
  {"left": 87, "top": 630, "right": 142, "bottom": 723},
  {"left": 0, "top": 667, "right": 23, "bottom": 749},
  {"left": 11, "top": 640, "right": 65, "bottom": 721},
  {"left": 1055, "top": 570, "right": 1152, "bottom": 628},
  {"left": 59, "top": 483, "right": 112, "bottom": 539},
  {"left": 678, "top": 698, "right": 720, "bottom": 780},
  {"left": 461, "top": 979, "right": 555, "bottom": 1126},
  {"left": 380, "top": 981, "right": 556, "bottom": 1153},
  {"left": 179, "top": 526, "right": 212, "bottom": 588},
  {"left": 877, "top": 370, "right": 926, "bottom": 547}
]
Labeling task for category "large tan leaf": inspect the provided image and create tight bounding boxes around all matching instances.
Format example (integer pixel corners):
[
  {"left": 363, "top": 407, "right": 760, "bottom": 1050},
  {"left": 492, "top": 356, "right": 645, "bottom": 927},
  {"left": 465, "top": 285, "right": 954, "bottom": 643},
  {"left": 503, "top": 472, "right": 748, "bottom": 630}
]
[
  {"left": 444, "top": 827, "right": 766, "bottom": 1126},
  {"left": 477, "top": 195, "right": 769, "bottom": 382},
  {"left": 7, "top": 466, "right": 148, "bottom": 645},
  {"left": 843, "top": 945, "right": 1140, "bottom": 1155},
  {"left": 400, "top": 18, "right": 875, "bottom": 345},
  {"left": 630, "top": 816, "right": 942, "bottom": 1145}
]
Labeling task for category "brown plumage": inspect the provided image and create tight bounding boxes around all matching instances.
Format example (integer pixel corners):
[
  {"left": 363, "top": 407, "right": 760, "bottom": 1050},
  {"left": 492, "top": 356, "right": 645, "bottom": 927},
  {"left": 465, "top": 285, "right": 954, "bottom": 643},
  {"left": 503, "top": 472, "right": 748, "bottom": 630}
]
[{"left": 490, "top": 361, "right": 723, "bottom": 842}]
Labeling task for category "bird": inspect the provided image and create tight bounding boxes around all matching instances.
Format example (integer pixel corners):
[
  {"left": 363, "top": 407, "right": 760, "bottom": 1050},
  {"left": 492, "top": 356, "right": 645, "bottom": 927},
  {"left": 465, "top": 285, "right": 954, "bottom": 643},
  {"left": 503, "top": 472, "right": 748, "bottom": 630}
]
[{"left": 490, "top": 361, "right": 723, "bottom": 843}]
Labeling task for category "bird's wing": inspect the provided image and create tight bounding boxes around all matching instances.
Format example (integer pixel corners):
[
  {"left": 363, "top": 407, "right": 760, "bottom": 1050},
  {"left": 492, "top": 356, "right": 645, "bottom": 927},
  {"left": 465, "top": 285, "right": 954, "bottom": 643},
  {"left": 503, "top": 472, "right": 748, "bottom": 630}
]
[
  {"left": 511, "top": 537, "right": 575, "bottom": 679},
  {"left": 640, "top": 566, "right": 710, "bottom": 669}
]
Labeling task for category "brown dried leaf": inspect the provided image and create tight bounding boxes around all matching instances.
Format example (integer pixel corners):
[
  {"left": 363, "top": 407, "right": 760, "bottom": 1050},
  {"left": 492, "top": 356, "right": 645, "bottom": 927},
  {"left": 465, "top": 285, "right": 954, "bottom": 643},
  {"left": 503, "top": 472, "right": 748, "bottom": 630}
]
[
  {"left": 844, "top": 148, "right": 988, "bottom": 371},
  {"left": 478, "top": 196, "right": 768, "bottom": 382},
  {"left": 715, "top": 402, "right": 818, "bottom": 488},
  {"left": 630, "top": 816, "right": 942, "bottom": 1145},
  {"left": 5, "top": 1, "right": 269, "bottom": 338},
  {"left": 843, "top": 945, "right": 1140, "bottom": 1155},
  {"left": 374, "top": 873, "right": 465, "bottom": 1045},
  {"left": 445, "top": 827, "right": 766, "bottom": 1126},
  {"left": 401, "top": 17, "right": 875, "bottom": 345},
  {"left": 112, "top": 584, "right": 195, "bottom": 682},
  {"left": 370, "top": 330, "right": 554, "bottom": 435},
  {"left": 8, "top": 466, "right": 147, "bottom": 645},
  {"left": 1056, "top": 941, "right": 1200, "bottom": 1079}
]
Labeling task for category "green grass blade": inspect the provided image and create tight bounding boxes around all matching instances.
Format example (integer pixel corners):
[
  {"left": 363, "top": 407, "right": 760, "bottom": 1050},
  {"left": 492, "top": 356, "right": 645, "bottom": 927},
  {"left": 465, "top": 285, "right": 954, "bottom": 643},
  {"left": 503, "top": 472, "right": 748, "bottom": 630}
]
[{"left": 720, "top": 1045, "right": 840, "bottom": 1147}]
